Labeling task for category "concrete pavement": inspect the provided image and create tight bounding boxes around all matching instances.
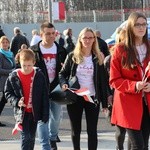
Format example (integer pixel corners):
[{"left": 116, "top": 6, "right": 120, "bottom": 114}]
[
  {"left": 1, "top": 104, "right": 150, "bottom": 149},
  {"left": 0, "top": 132, "right": 129, "bottom": 150}
]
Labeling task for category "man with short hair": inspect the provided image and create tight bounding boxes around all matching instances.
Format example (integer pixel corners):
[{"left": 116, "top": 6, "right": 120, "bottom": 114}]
[
  {"left": 95, "top": 30, "right": 109, "bottom": 57},
  {"left": 0, "top": 25, "right": 5, "bottom": 38},
  {"left": 30, "top": 22, "right": 67, "bottom": 150},
  {"left": 10, "top": 27, "right": 30, "bottom": 56}
]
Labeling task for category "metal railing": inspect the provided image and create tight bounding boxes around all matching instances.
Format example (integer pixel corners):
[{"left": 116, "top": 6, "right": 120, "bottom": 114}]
[{"left": 1, "top": 8, "right": 150, "bottom": 24}]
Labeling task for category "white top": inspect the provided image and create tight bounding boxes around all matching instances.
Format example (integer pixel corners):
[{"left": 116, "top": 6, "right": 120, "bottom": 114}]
[
  {"left": 40, "top": 43, "right": 57, "bottom": 83},
  {"left": 136, "top": 44, "right": 147, "bottom": 64},
  {"left": 30, "top": 35, "right": 41, "bottom": 46},
  {"left": 76, "top": 55, "right": 95, "bottom": 96}
]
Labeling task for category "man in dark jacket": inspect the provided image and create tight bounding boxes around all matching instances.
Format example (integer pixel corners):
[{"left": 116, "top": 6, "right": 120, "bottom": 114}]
[
  {"left": 95, "top": 30, "right": 109, "bottom": 57},
  {"left": 30, "top": 22, "right": 67, "bottom": 150},
  {"left": 0, "top": 26, "right": 5, "bottom": 38},
  {"left": 10, "top": 27, "right": 30, "bottom": 56}
]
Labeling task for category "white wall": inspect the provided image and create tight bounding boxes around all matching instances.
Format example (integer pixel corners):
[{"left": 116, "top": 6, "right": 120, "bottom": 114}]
[{"left": 1, "top": 22, "right": 121, "bottom": 43}]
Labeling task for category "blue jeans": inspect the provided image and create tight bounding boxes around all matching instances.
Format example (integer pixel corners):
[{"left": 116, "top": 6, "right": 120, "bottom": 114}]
[
  {"left": 37, "top": 121, "right": 51, "bottom": 150},
  {"left": 49, "top": 101, "right": 61, "bottom": 141},
  {"left": 21, "top": 112, "right": 37, "bottom": 150}
]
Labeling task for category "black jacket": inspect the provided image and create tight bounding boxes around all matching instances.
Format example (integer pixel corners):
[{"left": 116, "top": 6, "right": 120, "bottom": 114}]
[
  {"left": 10, "top": 34, "right": 30, "bottom": 56},
  {"left": 104, "top": 55, "right": 114, "bottom": 95},
  {"left": 0, "top": 29, "right": 5, "bottom": 38},
  {"left": 97, "top": 37, "right": 109, "bottom": 57},
  {"left": 59, "top": 53, "right": 108, "bottom": 108},
  {"left": 30, "top": 41, "right": 67, "bottom": 93},
  {"left": 4, "top": 68, "right": 49, "bottom": 122}
]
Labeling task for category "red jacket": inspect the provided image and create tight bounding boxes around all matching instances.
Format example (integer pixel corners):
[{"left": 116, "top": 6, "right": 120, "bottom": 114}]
[{"left": 110, "top": 44, "right": 150, "bottom": 130}]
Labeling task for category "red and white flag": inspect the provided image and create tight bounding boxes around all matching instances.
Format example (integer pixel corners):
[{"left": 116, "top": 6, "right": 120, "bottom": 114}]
[
  {"left": 69, "top": 88, "right": 94, "bottom": 104},
  {"left": 83, "top": 95, "right": 94, "bottom": 103},
  {"left": 12, "top": 122, "right": 23, "bottom": 135},
  {"left": 75, "top": 88, "right": 90, "bottom": 96},
  {"left": 52, "top": 2, "right": 65, "bottom": 20}
]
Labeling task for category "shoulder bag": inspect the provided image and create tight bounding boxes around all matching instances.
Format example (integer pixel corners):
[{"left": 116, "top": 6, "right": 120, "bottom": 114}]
[{"left": 51, "top": 63, "right": 80, "bottom": 105}]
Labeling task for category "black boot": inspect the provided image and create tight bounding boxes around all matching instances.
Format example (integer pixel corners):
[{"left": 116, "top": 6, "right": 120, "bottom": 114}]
[
  {"left": 56, "top": 136, "right": 61, "bottom": 142},
  {"left": 50, "top": 141, "right": 57, "bottom": 150}
]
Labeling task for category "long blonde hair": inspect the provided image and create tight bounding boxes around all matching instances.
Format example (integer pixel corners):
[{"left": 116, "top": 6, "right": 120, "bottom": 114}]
[{"left": 72, "top": 27, "right": 103, "bottom": 65}]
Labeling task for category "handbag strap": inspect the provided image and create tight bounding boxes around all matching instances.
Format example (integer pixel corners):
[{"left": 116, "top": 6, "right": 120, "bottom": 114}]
[
  {"left": 70, "top": 61, "right": 75, "bottom": 78},
  {"left": 93, "top": 61, "right": 99, "bottom": 106}
]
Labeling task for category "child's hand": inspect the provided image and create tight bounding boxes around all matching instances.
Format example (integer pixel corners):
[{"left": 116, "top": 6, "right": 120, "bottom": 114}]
[{"left": 18, "top": 97, "right": 26, "bottom": 107}]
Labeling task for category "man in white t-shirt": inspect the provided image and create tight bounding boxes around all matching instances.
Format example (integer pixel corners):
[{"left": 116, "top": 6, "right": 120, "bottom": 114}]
[{"left": 30, "top": 22, "right": 67, "bottom": 150}]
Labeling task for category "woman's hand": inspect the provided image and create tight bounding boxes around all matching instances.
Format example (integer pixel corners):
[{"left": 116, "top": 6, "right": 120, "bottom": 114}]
[
  {"left": 143, "top": 82, "right": 150, "bottom": 92},
  {"left": 136, "top": 81, "right": 147, "bottom": 92},
  {"left": 107, "top": 95, "right": 113, "bottom": 105},
  {"left": 62, "top": 84, "right": 68, "bottom": 91},
  {"left": 101, "top": 108, "right": 108, "bottom": 113},
  {"left": 18, "top": 97, "right": 26, "bottom": 107}
]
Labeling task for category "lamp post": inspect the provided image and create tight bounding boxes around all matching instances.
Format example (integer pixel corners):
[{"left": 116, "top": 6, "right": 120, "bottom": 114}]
[
  {"left": 121, "top": 0, "right": 125, "bottom": 22},
  {"left": 48, "top": 0, "right": 53, "bottom": 23},
  {"left": 83, "top": 0, "right": 85, "bottom": 11},
  {"left": 142, "top": 0, "right": 146, "bottom": 12}
]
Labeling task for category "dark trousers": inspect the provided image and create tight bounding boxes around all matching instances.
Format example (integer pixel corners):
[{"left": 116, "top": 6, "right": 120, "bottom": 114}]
[
  {"left": 0, "top": 94, "right": 7, "bottom": 115},
  {"left": 126, "top": 101, "right": 150, "bottom": 150},
  {"left": 67, "top": 96, "right": 100, "bottom": 150},
  {"left": 115, "top": 125, "right": 131, "bottom": 150},
  {"left": 21, "top": 112, "right": 37, "bottom": 150}
]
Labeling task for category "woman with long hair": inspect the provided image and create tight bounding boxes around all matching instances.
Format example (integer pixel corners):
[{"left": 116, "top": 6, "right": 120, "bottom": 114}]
[
  {"left": 59, "top": 27, "right": 108, "bottom": 150},
  {"left": 110, "top": 12, "right": 150, "bottom": 150}
]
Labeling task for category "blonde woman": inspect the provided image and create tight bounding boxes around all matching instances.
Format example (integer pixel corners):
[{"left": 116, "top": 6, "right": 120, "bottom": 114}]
[
  {"left": 104, "top": 28, "right": 132, "bottom": 150},
  {"left": 0, "top": 36, "right": 15, "bottom": 126},
  {"left": 59, "top": 27, "right": 108, "bottom": 150}
]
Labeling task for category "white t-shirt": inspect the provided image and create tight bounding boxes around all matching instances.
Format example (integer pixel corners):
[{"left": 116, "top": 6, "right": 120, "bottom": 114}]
[
  {"left": 30, "top": 35, "right": 41, "bottom": 46},
  {"left": 136, "top": 44, "right": 146, "bottom": 64},
  {"left": 40, "top": 43, "right": 57, "bottom": 83},
  {"left": 76, "top": 55, "right": 95, "bottom": 96}
]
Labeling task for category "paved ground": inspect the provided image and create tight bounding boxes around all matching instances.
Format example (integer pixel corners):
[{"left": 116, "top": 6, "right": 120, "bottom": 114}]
[
  {"left": 2, "top": 103, "right": 149, "bottom": 149},
  {"left": 0, "top": 103, "right": 115, "bottom": 141},
  {"left": 0, "top": 132, "right": 128, "bottom": 150}
]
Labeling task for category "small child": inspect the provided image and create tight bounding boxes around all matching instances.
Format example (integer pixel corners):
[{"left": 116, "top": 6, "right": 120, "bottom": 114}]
[
  {"left": 15, "top": 44, "right": 28, "bottom": 68},
  {"left": 4, "top": 49, "right": 49, "bottom": 150}
]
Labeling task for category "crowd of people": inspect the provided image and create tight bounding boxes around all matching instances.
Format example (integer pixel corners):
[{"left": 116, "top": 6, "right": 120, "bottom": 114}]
[{"left": 0, "top": 11, "right": 150, "bottom": 150}]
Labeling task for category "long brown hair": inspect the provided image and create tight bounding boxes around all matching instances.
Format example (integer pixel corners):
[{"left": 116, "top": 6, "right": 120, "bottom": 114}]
[{"left": 122, "top": 12, "right": 150, "bottom": 69}]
